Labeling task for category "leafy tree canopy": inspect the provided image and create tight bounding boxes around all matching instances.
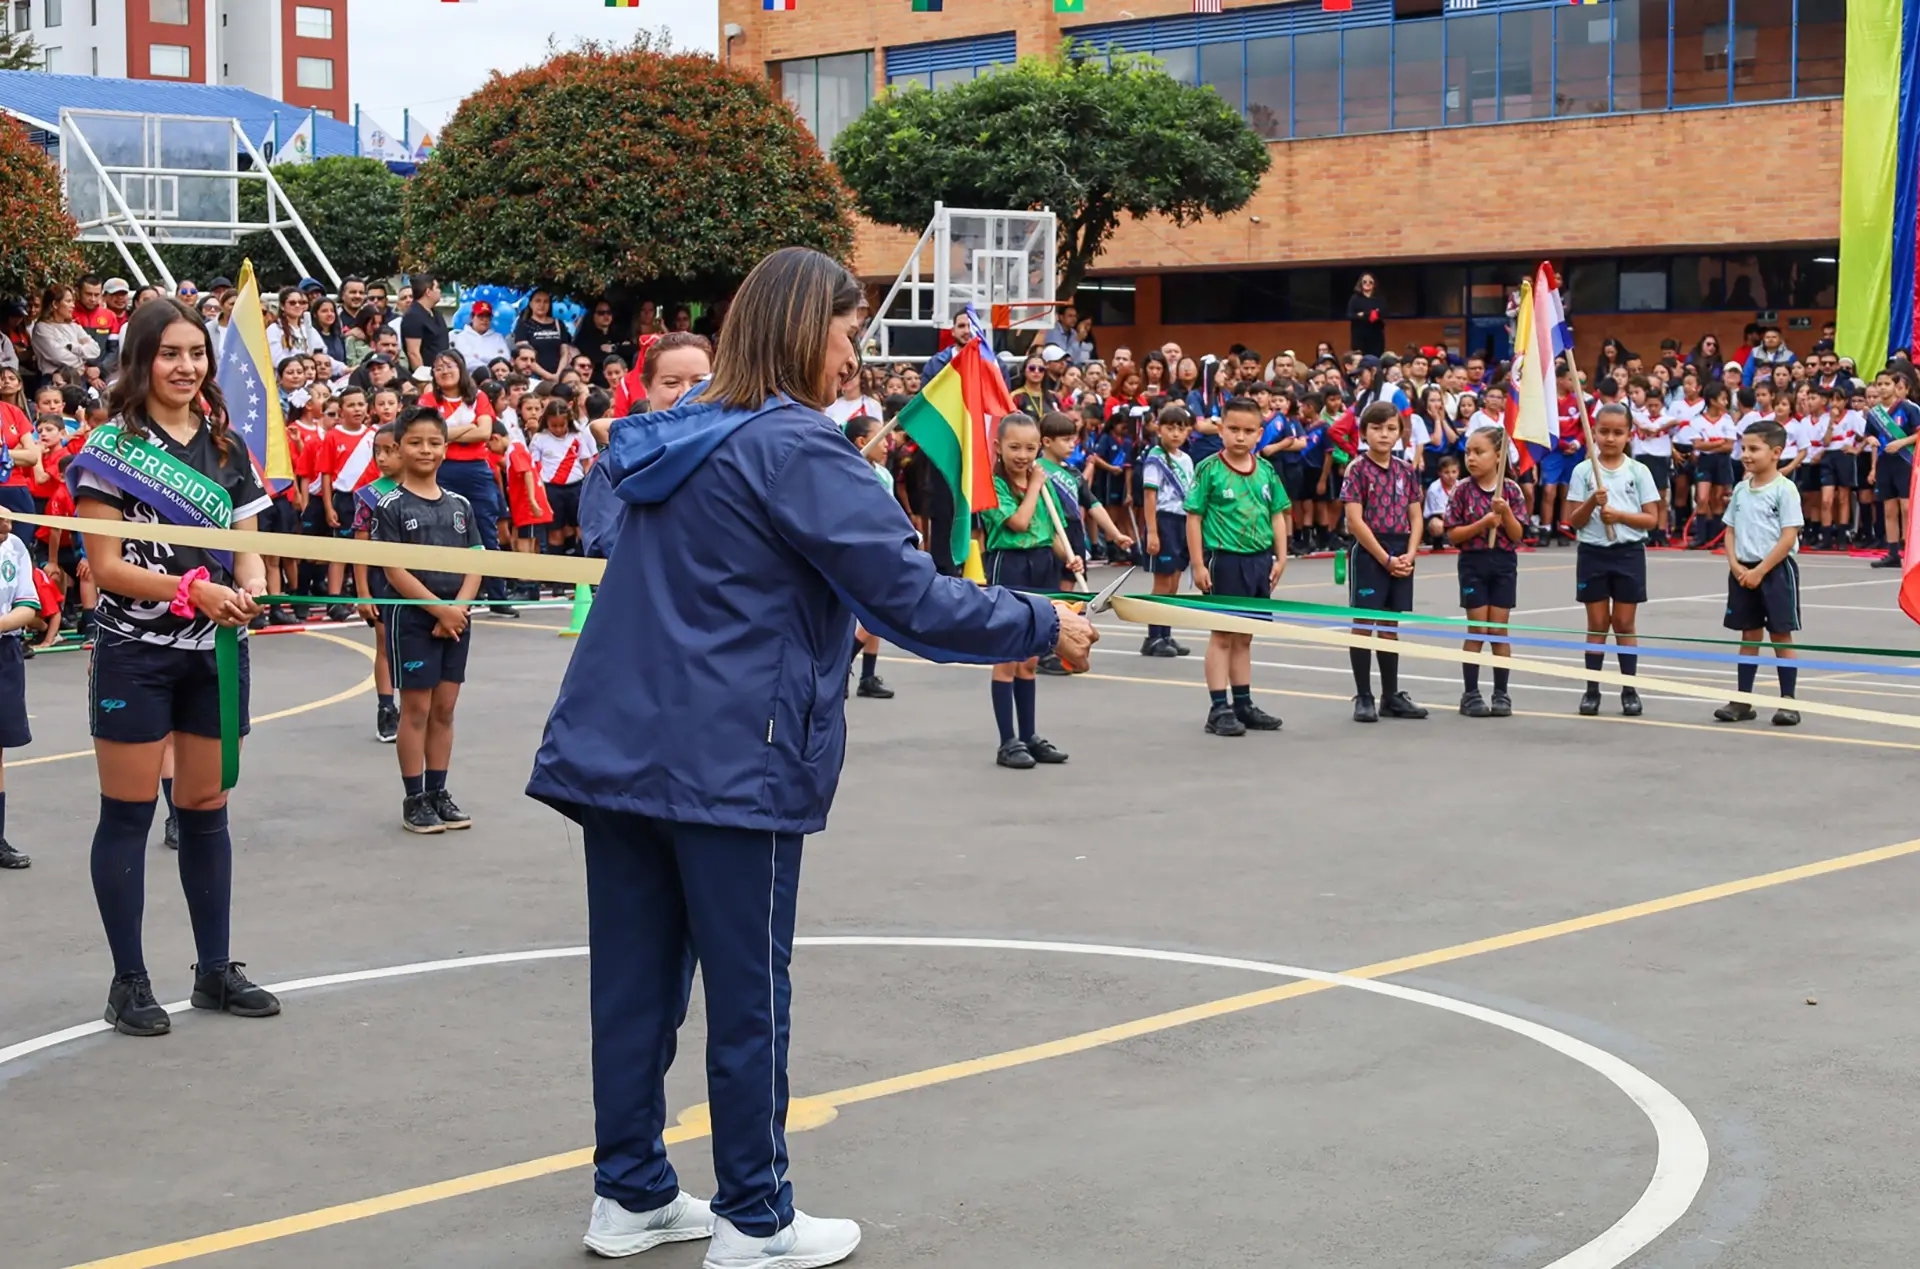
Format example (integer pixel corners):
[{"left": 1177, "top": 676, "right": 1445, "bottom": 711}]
[
  {"left": 0, "top": 28, "right": 37, "bottom": 72},
  {"left": 0, "top": 119, "right": 82, "bottom": 302},
  {"left": 833, "top": 48, "right": 1271, "bottom": 300},
  {"left": 403, "top": 32, "right": 854, "bottom": 303}
]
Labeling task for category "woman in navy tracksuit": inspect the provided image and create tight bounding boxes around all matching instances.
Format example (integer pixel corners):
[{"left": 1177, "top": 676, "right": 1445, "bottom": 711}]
[{"left": 527, "top": 248, "right": 1093, "bottom": 1267}]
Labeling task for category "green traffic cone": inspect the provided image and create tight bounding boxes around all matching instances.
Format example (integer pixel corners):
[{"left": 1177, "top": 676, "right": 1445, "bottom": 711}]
[{"left": 559, "top": 582, "right": 592, "bottom": 639}]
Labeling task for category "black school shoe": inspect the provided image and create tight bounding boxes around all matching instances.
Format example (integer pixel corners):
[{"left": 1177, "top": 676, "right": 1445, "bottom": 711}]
[
  {"left": 163, "top": 813, "right": 178, "bottom": 851},
  {"left": 1713, "top": 701, "right": 1758, "bottom": 723},
  {"left": 1459, "top": 689, "right": 1491, "bottom": 718},
  {"left": 375, "top": 702, "right": 400, "bottom": 743},
  {"left": 191, "top": 962, "right": 281, "bottom": 1018},
  {"left": 1352, "top": 693, "right": 1379, "bottom": 723},
  {"left": 325, "top": 603, "right": 353, "bottom": 622},
  {"left": 857, "top": 675, "right": 895, "bottom": 699},
  {"left": 0, "top": 839, "right": 29, "bottom": 868},
  {"left": 1870, "top": 549, "right": 1903, "bottom": 569},
  {"left": 267, "top": 604, "right": 299, "bottom": 627},
  {"left": 1489, "top": 691, "right": 1513, "bottom": 717},
  {"left": 1234, "top": 699, "right": 1281, "bottom": 730},
  {"left": 1036, "top": 653, "right": 1072, "bottom": 676},
  {"left": 1621, "top": 687, "right": 1643, "bottom": 716},
  {"left": 403, "top": 791, "right": 446, "bottom": 833},
  {"left": 105, "top": 973, "right": 171, "bottom": 1037},
  {"left": 1381, "top": 691, "right": 1429, "bottom": 719},
  {"left": 1579, "top": 686, "right": 1602, "bottom": 716},
  {"left": 430, "top": 789, "right": 472, "bottom": 829},
  {"left": 1166, "top": 638, "right": 1191, "bottom": 657},
  {"left": 1141, "top": 636, "right": 1178, "bottom": 658},
  {"left": 995, "top": 739, "right": 1036, "bottom": 769},
  {"left": 1773, "top": 707, "right": 1802, "bottom": 727},
  {"left": 1025, "top": 736, "right": 1068, "bottom": 763},
  {"left": 1205, "top": 701, "right": 1246, "bottom": 736}
]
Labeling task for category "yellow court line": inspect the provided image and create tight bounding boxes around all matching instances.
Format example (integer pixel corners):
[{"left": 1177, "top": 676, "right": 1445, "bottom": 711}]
[
  {"left": 68, "top": 830, "right": 1920, "bottom": 1269},
  {"left": 13, "top": 631, "right": 374, "bottom": 768}
]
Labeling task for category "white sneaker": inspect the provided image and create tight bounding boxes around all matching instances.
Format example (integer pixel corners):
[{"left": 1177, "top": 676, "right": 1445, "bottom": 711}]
[
  {"left": 584, "top": 1192, "right": 716, "bottom": 1258},
  {"left": 702, "top": 1210, "right": 861, "bottom": 1269}
]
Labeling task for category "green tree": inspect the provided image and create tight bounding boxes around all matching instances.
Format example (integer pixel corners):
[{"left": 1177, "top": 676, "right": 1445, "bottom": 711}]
[
  {"left": 403, "top": 33, "right": 854, "bottom": 303},
  {"left": 832, "top": 49, "right": 1271, "bottom": 300},
  {"left": 0, "top": 119, "right": 82, "bottom": 302},
  {"left": 0, "top": 27, "right": 38, "bottom": 72}
]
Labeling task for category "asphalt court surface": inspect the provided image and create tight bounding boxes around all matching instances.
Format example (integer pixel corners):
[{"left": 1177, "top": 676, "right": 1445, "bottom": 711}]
[{"left": 2, "top": 549, "right": 1917, "bottom": 1268}]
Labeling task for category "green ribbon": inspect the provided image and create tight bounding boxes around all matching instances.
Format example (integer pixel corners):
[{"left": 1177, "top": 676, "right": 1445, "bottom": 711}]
[
  {"left": 216, "top": 625, "right": 240, "bottom": 790},
  {"left": 257, "top": 595, "right": 573, "bottom": 607}
]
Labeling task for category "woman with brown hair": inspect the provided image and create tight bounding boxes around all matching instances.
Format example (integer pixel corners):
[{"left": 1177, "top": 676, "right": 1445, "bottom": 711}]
[
  {"left": 528, "top": 247, "right": 1094, "bottom": 1266},
  {"left": 74, "top": 298, "right": 278, "bottom": 1037}
]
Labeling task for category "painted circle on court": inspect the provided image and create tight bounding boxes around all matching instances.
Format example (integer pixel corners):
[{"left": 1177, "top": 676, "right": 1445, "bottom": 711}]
[{"left": 1, "top": 937, "right": 1707, "bottom": 1269}]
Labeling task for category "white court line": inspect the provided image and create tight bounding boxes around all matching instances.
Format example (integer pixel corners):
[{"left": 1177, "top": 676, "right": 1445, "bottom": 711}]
[
  {"left": 1514, "top": 575, "right": 1897, "bottom": 616},
  {"left": 2, "top": 939, "right": 1707, "bottom": 1269}
]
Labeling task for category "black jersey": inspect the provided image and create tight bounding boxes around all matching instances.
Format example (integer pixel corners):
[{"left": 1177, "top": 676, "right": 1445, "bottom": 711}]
[{"left": 370, "top": 484, "right": 484, "bottom": 599}]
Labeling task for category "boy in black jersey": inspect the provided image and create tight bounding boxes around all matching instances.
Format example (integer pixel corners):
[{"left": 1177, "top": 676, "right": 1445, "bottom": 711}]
[{"left": 372, "top": 408, "right": 483, "bottom": 834}]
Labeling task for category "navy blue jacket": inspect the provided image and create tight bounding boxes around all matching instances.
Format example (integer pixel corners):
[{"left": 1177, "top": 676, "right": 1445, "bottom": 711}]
[{"left": 526, "top": 393, "right": 1061, "bottom": 834}]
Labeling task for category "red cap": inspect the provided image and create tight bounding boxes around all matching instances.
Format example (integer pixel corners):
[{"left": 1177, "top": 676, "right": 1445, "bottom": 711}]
[{"left": 471, "top": 301, "right": 493, "bottom": 316}]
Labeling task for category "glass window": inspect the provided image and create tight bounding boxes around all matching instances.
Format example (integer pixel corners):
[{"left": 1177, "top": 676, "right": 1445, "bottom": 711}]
[
  {"left": 295, "top": 5, "right": 333, "bottom": 40},
  {"left": 929, "top": 65, "right": 969, "bottom": 89},
  {"left": 1498, "top": 7, "right": 1550, "bottom": 120},
  {"left": 296, "top": 55, "right": 332, "bottom": 90},
  {"left": 1075, "top": 280, "right": 1136, "bottom": 327},
  {"left": 1291, "top": 270, "right": 1336, "bottom": 322},
  {"left": 1156, "top": 45, "right": 1197, "bottom": 85},
  {"left": 1732, "top": 0, "right": 1790, "bottom": 100},
  {"left": 1619, "top": 257, "right": 1671, "bottom": 310},
  {"left": 43, "top": 0, "right": 58, "bottom": 27},
  {"left": 1555, "top": 1, "right": 1613, "bottom": 116},
  {"left": 1444, "top": 13, "right": 1497, "bottom": 124},
  {"left": 1393, "top": 19, "right": 1444, "bottom": 131},
  {"left": 1293, "top": 31, "right": 1340, "bottom": 137},
  {"left": 1720, "top": 253, "right": 1768, "bottom": 310},
  {"left": 1200, "top": 42, "right": 1242, "bottom": 113},
  {"left": 1468, "top": 262, "right": 1527, "bottom": 315},
  {"left": 1670, "top": 255, "right": 1721, "bottom": 310},
  {"left": 1369, "top": 265, "right": 1422, "bottom": 318},
  {"left": 774, "top": 52, "right": 871, "bottom": 152},
  {"left": 1342, "top": 26, "right": 1391, "bottom": 134},
  {"left": 1612, "top": 0, "right": 1669, "bottom": 111},
  {"left": 1421, "top": 265, "right": 1467, "bottom": 317},
  {"left": 148, "top": 42, "right": 189, "bottom": 77},
  {"left": 149, "top": 0, "right": 185, "bottom": 22},
  {"left": 1565, "top": 260, "right": 1619, "bottom": 315},
  {"left": 888, "top": 72, "right": 926, "bottom": 90},
  {"left": 1796, "top": 0, "right": 1844, "bottom": 97},
  {"left": 1162, "top": 272, "right": 1240, "bottom": 325},
  {"left": 1672, "top": 0, "right": 1730, "bottom": 106},
  {"left": 1246, "top": 36, "right": 1290, "bottom": 139}
]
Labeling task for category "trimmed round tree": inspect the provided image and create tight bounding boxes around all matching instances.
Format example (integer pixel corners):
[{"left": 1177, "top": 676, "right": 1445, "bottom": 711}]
[
  {"left": 0, "top": 118, "right": 82, "bottom": 302},
  {"left": 404, "top": 39, "right": 855, "bottom": 301}
]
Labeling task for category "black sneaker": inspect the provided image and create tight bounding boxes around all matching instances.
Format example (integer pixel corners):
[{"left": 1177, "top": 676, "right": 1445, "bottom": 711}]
[
  {"left": 326, "top": 602, "right": 352, "bottom": 622},
  {"left": 430, "top": 789, "right": 471, "bottom": 829},
  {"left": 1167, "top": 638, "right": 1191, "bottom": 657},
  {"left": 1870, "top": 550, "right": 1903, "bottom": 569},
  {"left": 1205, "top": 701, "right": 1247, "bottom": 736},
  {"left": 1714, "top": 701, "right": 1758, "bottom": 723},
  {"left": 1233, "top": 698, "right": 1281, "bottom": 730},
  {"left": 1459, "top": 689, "right": 1490, "bottom": 718},
  {"left": 375, "top": 702, "right": 399, "bottom": 744},
  {"left": 106, "top": 972, "right": 171, "bottom": 1036},
  {"left": 163, "top": 813, "right": 178, "bottom": 851},
  {"left": 995, "top": 739, "right": 1036, "bottom": 770},
  {"left": 1579, "top": 686, "right": 1602, "bottom": 716},
  {"left": 1141, "top": 637, "right": 1178, "bottom": 658},
  {"left": 267, "top": 604, "right": 299, "bottom": 627},
  {"left": 1025, "top": 735, "right": 1069, "bottom": 763},
  {"left": 856, "top": 675, "right": 895, "bottom": 699},
  {"left": 248, "top": 611, "right": 268, "bottom": 631},
  {"left": 1621, "top": 687, "right": 1643, "bottom": 717},
  {"left": 1489, "top": 690, "right": 1513, "bottom": 717},
  {"left": 1036, "top": 653, "right": 1072, "bottom": 676},
  {"left": 289, "top": 600, "right": 312, "bottom": 621},
  {"left": 403, "top": 791, "right": 446, "bottom": 833},
  {"left": 0, "top": 838, "right": 29, "bottom": 868},
  {"left": 1773, "top": 707, "right": 1802, "bottom": 727},
  {"left": 191, "top": 962, "right": 281, "bottom": 1018},
  {"left": 487, "top": 603, "right": 520, "bottom": 618},
  {"left": 1352, "top": 692, "right": 1378, "bottom": 723},
  {"left": 1382, "top": 691, "right": 1429, "bottom": 719}
]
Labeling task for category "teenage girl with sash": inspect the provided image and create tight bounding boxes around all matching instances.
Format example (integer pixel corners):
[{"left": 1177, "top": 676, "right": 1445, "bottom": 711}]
[{"left": 74, "top": 298, "right": 280, "bottom": 1038}]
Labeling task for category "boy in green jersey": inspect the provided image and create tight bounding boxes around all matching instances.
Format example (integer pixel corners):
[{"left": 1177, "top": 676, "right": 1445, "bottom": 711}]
[{"left": 1185, "top": 397, "right": 1290, "bottom": 737}]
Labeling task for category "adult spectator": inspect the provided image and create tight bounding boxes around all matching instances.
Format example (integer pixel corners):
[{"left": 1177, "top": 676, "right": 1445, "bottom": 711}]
[
  {"left": 1043, "top": 304, "right": 1092, "bottom": 365},
  {"left": 265, "top": 287, "right": 324, "bottom": 365},
  {"left": 29, "top": 285, "right": 100, "bottom": 382},
  {"left": 1742, "top": 326, "right": 1795, "bottom": 382},
  {"left": 367, "top": 280, "right": 391, "bottom": 315},
  {"left": 102, "top": 277, "right": 132, "bottom": 328},
  {"left": 512, "top": 342, "right": 545, "bottom": 386},
  {"left": 667, "top": 304, "right": 694, "bottom": 333},
  {"left": 339, "top": 275, "right": 369, "bottom": 327},
  {"left": 1074, "top": 311, "right": 1098, "bottom": 364},
  {"left": 311, "top": 297, "right": 348, "bottom": 363},
  {"left": 73, "top": 275, "right": 122, "bottom": 344},
  {"left": 400, "top": 273, "right": 451, "bottom": 371},
  {"left": 451, "top": 301, "right": 512, "bottom": 373},
  {"left": 395, "top": 284, "right": 414, "bottom": 317},
  {"left": 921, "top": 310, "right": 976, "bottom": 382},
  {"left": 0, "top": 299, "right": 27, "bottom": 376},
  {"left": 575, "top": 300, "right": 635, "bottom": 384},
  {"left": 208, "top": 276, "right": 235, "bottom": 301},
  {"left": 512, "top": 286, "right": 573, "bottom": 383},
  {"left": 1347, "top": 273, "right": 1386, "bottom": 357},
  {"left": 824, "top": 371, "right": 884, "bottom": 427}
]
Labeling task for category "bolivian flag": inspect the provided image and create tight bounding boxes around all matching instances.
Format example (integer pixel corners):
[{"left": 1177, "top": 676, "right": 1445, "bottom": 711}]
[{"left": 894, "top": 338, "right": 1007, "bottom": 581}]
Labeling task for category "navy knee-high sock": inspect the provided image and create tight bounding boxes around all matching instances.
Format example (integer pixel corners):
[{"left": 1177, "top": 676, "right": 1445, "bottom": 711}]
[
  {"left": 1778, "top": 663, "right": 1797, "bottom": 698},
  {"left": 174, "top": 806, "right": 232, "bottom": 974},
  {"left": 1013, "top": 676, "right": 1037, "bottom": 740},
  {"left": 1618, "top": 650, "right": 1638, "bottom": 677},
  {"left": 160, "top": 776, "right": 175, "bottom": 823},
  {"left": 991, "top": 679, "right": 1015, "bottom": 744},
  {"left": 89, "top": 796, "right": 158, "bottom": 977},
  {"left": 1379, "top": 651, "right": 1401, "bottom": 698},
  {"left": 1349, "top": 647, "right": 1371, "bottom": 694},
  {"left": 1737, "top": 659, "right": 1757, "bottom": 695},
  {"left": 1585, "top": 648, "right": 1604, "bottom": 690}
]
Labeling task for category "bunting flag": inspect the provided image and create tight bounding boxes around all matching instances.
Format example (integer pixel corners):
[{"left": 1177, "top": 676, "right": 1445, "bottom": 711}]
[
  {"left": 912, "top": 0, "right": 943, "bottom": 9},
  {"left": 606, "top": 0, "right": 642, "bottom": 6},
  {"left": 764, "top": 0, "right": 796, "bottom": 9},
  {"left": 1193, "top": 0, "right": 1223, "bottom": 12},
  {"left": 893, "top": 338, "right": 1003, "bottom": 582},
  {"left": 1055, "top": 0, "right": 1085, "bottom": 11},
  {"left": 1834, "top": 0, "right": 1915, "bottom": 379},
  {"left": 216, "top": 261, "right": 294, "bottom": 489},
  {"left": 1322, "top": 0, "right": 1353, "bottom": 9}
]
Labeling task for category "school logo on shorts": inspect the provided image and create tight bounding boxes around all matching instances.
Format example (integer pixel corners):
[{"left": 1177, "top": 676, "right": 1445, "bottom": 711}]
[
  {"left": 404, "top": 660, "right": 426, "bottom": 671},
  {"left": 98, "top": 698, "right": 127, "bottom": 711},
  {"left": 1357, "top": 587, "right": 1376, "bottom": 597},
  {"left": 453, "top": 510, "right": 468, "bottom": 535}
]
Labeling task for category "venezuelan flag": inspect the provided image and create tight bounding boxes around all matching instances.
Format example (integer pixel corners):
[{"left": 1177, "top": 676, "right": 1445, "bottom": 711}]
[
  {"left": 216, "top": 261, "right": 294, "bottom": 488},
  {"left": 893, "top": 338, "right": 1004, "bottom": 581},
  {"left": 1835, "top": 0, "right": 1918, "bottom": 381}
]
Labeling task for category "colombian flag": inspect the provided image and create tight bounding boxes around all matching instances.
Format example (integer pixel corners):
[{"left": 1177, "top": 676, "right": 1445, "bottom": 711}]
[
  {"left": 216, "top": 261, "right": 294, "bottom": 489},
  {"left": 893, "top": 338, "right": 1004, "bottom": 581}
]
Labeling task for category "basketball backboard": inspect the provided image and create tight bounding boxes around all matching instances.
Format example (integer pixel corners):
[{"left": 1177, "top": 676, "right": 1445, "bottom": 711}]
[
  {"left": 862, "top": 204, "right": 1058, "bottom": 361},
  {"left": 62, "top": 109, "right": 238, "bottom": 245}
]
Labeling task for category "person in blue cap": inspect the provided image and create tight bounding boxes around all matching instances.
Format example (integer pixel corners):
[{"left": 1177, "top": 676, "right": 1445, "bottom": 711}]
[{"left": 528, "top": 247, "right": 1096, "bottom": 1267}]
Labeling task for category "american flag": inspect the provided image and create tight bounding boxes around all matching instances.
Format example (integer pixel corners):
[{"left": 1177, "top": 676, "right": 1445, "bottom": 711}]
[{"left": 1192, "top": 0, "right": 1223, "bottom": 11}]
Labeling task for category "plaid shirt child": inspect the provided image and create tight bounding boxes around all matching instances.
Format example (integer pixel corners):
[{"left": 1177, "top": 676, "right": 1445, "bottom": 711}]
[{"left": 1340, "top": 454, "right": 1423, "bottom": 538}]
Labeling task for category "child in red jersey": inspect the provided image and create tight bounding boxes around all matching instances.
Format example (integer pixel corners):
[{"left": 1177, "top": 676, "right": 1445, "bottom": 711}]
[{"left": 500, "top": 425, "right": 551, "bottom": 565}]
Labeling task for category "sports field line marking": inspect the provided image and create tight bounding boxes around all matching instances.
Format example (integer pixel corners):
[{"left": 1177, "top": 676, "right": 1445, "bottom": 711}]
[
  {"left": 1514, "top": 574, "right": 1895, "bottom": 616},
  {"left": 10, "top": 631, "right": 375, "bottom": 769},
  {"left": 44, "top": 832, "right": 1920, "bottom": 1269}
]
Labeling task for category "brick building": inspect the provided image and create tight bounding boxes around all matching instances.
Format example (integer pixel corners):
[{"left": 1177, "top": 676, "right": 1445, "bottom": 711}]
[{"left": 718, "top": 0, "right": 1842, "bottom": 362}]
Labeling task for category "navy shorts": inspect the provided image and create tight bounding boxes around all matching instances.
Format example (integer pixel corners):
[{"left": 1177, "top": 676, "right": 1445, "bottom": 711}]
[
  {"left": 1792, "top": 463, "right": 1824, "bottom": 495},
  {"left": 1279, "top": 463, "right": 1313, "bottom": 508},
  {"left": 1149, "top": 511, "right": 1190, "bottom": 576},
  {"left": 1820, "top": 453, "right": 1857, "bottom": 488},
  {"left": 1696, "top": 451, "right": 1737, "bottom": 486},
  {"left": 261, "top": 496, "right": 300, "bottom": 536},
  {"left": 1672, "top": 447, "right": 1694, "bottom": 481},
  {"left": 1875, "top": 452, "right": 1913, "bottom": 500},
  {"left": 986, "top": 545, "right": 1057, "bottom": 593},
  {"left": 547, "top": 481, "right": 583, "bottom": 530},
  {"left": 1725, "top": 556, "right": 1801, "bottom": 634},
  {"left": 1349, "top": 534, "right": 1414, "bottom": 612},
  {"left": 1575, "top": 542, "right": 1649, "bottom": 605},
  {"left": 89, "top": 633, "right": 252, "bottom": 744},
  {"left": 1203, "top": 548, "right": 1273, "bottom": 600},
  {"left": 0, "top": 636, "right": 28, "bottom": 749},
  {"left": 1637, "top": 454, "right": 1672, "bottom": 495},
  {"left": 389, "top": 605, "right": 471, "bottom": 690},
  {"left": 1456, "top": 549, "right": 1517, "bottom": 610}
]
